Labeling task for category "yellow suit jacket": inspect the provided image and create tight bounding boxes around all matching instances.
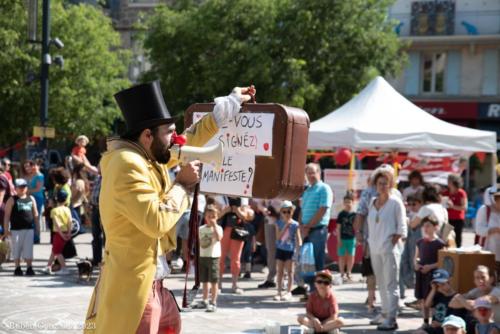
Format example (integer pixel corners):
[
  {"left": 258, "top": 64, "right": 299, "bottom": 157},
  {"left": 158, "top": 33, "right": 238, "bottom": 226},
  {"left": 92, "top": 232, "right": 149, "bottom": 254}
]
[{"left": 84, "top": 115, "right": 218, "bottom": 333}]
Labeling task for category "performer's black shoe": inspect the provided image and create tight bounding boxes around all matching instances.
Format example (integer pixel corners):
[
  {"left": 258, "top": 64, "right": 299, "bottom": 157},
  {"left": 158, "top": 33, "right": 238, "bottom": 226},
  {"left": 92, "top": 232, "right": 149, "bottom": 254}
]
[
  {"left": 257, "top": 280, "right": 276, "bottom": 288},
  {"left": 291, "top": 285, "right": 307, "bottom": 295}
]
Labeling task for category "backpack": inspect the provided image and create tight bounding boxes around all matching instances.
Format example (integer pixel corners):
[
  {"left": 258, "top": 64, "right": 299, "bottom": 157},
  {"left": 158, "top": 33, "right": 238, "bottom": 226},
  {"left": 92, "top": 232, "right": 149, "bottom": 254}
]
[
  {"left": 438, "top": 205, "right": 456, "bottom": 248},
  {"left": 474, "top": 206, "right": 490, "bottom": 247}
]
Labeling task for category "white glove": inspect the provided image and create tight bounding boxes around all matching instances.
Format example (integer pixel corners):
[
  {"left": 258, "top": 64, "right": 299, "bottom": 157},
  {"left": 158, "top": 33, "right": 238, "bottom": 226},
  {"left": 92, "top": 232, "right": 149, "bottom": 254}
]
[{"left": 212, "top": 86, "right": 254, "bottom": 127}]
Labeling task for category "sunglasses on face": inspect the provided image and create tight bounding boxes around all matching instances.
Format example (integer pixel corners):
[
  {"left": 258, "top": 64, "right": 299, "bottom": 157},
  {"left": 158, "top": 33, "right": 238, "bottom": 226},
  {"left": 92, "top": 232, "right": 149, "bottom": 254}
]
[
  {"left": 315, "top": 280, "right": 331, "bottom": 286},
  {"left": 281, "top": 210, "right": 291, "bottom": 214}
]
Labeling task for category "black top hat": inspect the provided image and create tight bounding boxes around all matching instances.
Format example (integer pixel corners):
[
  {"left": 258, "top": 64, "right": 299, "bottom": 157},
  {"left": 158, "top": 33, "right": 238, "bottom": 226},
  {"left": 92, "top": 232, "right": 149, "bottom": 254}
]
[{"left": 114, "top": 80, "right": 176, "bottom": 136}]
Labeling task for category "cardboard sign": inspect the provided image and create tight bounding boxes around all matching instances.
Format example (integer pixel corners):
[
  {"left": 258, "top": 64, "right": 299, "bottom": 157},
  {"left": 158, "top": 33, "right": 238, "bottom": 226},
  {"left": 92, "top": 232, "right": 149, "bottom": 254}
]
[
  {"left": 200, "top": 154, "right": 255, "bottom": 197},
  {"left": 186, "top": 103, "right": 309, "bottom": 200},
  {"left": 193, "top": 112, "right": 274, "bottom": 197},
  {"left": 193, "top": 112, "right": 275, "bottom": 156}
]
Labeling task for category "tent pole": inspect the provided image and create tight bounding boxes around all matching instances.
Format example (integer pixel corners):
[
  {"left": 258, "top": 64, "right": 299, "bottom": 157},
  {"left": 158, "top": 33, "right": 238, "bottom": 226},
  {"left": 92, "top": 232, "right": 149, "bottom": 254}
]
[
  {"left": 465, "top": 157, "right": 470, "bottom": 193},
  {"left": 348, "top": 149, "right": 355, "bottom": 190},
  {"left": 492, "top": 152, "right": 497, "bottom": 185}
]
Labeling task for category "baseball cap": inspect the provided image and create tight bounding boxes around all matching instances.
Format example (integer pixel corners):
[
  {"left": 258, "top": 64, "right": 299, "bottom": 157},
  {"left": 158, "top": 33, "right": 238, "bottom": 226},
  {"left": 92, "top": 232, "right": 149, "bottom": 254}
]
[
  {"left": 56, "top": 189, "right": 69, "bottom": 203},
  {"left": 281, "top": 201, "right": 294, "bottom": 210},
  {"left": 432, "top": 269, "right": 450, "bottom": 283},
  {"left": 474, "top": 297, "right": 492, "bottom": 309},
  {"left": 315, "top": 269, "right": 333, "bottom": 282},
  {"left": 442, "top": 315, "right": 466, "bottom": 329},
  {"left": 14, "top": 179, "right": 28, "bottom": 188}
]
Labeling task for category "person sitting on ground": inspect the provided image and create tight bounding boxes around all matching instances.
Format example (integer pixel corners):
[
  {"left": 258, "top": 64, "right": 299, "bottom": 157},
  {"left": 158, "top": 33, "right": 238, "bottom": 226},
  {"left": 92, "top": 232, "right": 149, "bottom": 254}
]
[
  {"left": 297, "top": 270, "right": 344, "bottom": 333},
  {"left": 194, "top": 204, "right": 223, "bottom": 312},
  {"left": 413, "top": 269, "right": 457, "bottom": 334},
  {"left": 274, "top": 201, "right": 301, "bottom": 302},
  {"left": 42, "top": 190, "right": 72, "bottom": 275},
  {"left": 449, "top": 265, "right": 500, "bottom": 325},
  {"left": 336, "top": 191, "right": 356, "bottom": 282},
  {"left": 2, "top": 179, "right": 39, "bottom": 276},
  {"left": 442, "top": 315, "right": 467, "bottom": 334},
  {"left": 414, "top": 216, "right": 446, "bottom": 327},
  {"left": 473, "top": 298, "right": 499, "bottom": 334}
]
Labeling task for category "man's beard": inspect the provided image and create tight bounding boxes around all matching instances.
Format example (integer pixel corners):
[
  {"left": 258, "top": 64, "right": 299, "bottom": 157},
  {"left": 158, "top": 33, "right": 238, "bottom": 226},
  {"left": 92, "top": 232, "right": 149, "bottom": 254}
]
[{"left": 151, "top": 136, "right": 171, "bottom": 164}]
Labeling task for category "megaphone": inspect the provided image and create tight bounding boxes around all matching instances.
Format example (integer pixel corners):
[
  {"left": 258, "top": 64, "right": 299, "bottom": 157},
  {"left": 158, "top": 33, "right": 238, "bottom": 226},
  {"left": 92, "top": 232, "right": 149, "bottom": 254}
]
[{"left": 170, "top": 142, "right": 224, "bottom": 170}]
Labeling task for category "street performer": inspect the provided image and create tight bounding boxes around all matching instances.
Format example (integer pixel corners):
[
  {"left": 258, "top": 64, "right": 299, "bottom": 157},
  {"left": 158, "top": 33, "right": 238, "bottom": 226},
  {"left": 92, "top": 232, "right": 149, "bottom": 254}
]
[{"left": 84, "top": 80, "right": 254, "bottom": 333}]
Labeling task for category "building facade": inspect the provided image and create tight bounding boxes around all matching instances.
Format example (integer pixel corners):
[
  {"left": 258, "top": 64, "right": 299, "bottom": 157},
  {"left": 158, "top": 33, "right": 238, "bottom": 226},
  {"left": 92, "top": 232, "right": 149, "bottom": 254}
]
[
  {"left": 106, "top": 0, "right": 173, "bottom": 81},
  {"left": 389, "top": 0, "right": 500, "bottom": 142}
]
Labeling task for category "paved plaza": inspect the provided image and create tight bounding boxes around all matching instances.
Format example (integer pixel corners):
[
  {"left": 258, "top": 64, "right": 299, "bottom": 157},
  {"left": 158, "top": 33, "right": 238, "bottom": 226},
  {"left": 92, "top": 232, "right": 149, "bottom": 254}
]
[{"left": 0, "top": 231, "right": 475, "bottom": 333}]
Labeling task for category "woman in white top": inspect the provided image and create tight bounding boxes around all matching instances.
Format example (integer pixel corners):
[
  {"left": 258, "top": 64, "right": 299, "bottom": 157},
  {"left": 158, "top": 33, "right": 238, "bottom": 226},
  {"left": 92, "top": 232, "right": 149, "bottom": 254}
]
[
  {"left": 475, "top": 186, "right": 500, "bottom": 280},
  {"left": 367, "top": 169, "right": 407, "bottom": 331},
  {"left": 410, "top": 184, "right": 455, "bottom": 247}
]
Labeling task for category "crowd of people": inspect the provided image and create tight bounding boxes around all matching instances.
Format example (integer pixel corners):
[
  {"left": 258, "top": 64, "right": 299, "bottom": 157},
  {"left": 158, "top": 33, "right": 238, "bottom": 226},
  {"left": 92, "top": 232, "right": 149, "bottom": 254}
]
[
  {"left": 178, "top": 162, "right": 499, "bottom": 333},
  {"left": 0, "top": 135, "right": 101, "bottom": 277},
  {"left": 1, "top": 142, "right": 499, "bottom": 333}
]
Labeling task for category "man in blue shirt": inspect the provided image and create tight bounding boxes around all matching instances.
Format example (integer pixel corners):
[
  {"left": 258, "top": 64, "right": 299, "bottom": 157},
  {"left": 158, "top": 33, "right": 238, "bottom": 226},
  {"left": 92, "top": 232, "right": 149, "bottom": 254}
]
[{"left": 300, "top": 163, "right": 334, "bottom": 272}]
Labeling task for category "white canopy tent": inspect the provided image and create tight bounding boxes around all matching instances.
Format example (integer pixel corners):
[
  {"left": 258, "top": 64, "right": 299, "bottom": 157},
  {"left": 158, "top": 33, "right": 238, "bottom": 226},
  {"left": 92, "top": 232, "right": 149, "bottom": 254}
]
[{"left": 308, "top": 76, "right": 497, "bottom": 154}]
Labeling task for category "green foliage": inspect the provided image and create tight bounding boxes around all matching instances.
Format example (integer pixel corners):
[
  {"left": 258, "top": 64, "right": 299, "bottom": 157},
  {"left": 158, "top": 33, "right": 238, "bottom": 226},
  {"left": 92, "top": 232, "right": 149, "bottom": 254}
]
[
  {"left": 142, "top": 0, "right": 406, "bottom": 124},
  {"left": 0, "top": 0, "right": 129, "bottom": 146}
]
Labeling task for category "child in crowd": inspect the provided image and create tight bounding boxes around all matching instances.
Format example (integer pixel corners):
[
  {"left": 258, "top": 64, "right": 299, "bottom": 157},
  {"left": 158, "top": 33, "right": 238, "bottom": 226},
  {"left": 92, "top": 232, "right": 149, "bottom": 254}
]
[
  {"left": 336, "top": 192, "right": 356, "bottom": 282},
  {"left": 43, "top": 190, "right": 72, "bottom": 275},
  {"left": 402, "top": 193, "right": 423, "bottom": 304},
  {"left": 414, "top": 269, "right": 457, "bottom": 334},
  {"left": 274, "top": 201, "right": 301, "bottom": 301},
  {"left": 414, "top": 217, "right": 446, "bottom": 326},
  {"left": 473, "top": 298, "right": 499, "bottom": 334},
  {"left": 442, "top": 315, "right": 467, "bottom": 334},
  {"left": 196, "top": 205, "right": 223, "bottom": 312},
  {"left": 449, "top": 265, "right": 500, "bottom": 325},
  {"left": 71, "top": 135, "right": 98, "bottom": 174},
  {"left": 297, "top": 270, "right": 344, "bottom": 333},
  {"left": 3, "top": 179, "right": 39, "bottom": 276}
]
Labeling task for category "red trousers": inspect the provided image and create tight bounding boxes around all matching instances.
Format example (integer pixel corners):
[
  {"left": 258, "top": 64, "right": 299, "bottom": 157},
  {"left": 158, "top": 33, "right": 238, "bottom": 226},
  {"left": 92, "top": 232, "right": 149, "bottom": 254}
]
[{"left": 136, "top": 280, "right": 181, "bottom": 334}]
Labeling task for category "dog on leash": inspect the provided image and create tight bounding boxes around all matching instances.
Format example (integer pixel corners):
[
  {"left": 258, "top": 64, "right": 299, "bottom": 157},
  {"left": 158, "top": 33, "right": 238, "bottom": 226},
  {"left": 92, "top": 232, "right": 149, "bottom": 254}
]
[{"left": 77, "top": 258, "right": 93, "bottom": 282}]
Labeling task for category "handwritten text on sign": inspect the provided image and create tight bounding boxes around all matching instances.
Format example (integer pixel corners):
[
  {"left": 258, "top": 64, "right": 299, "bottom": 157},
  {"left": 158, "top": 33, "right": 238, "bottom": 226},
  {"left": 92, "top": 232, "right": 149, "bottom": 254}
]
[
  {"left": 193, "top": 112, "right": 274, "bottom": 156},
  {"left": 200, "top": 154, "right": 255, "bottom": 197},
  {"left": 192, "top": 111, "right": 274, "bottom": 197}
]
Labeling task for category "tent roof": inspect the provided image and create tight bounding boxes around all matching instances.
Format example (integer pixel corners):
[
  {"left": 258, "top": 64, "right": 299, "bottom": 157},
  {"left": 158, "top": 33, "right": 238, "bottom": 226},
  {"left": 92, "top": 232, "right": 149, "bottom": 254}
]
[{"left": 308, "top": 76, "right": 497, "bottom": 153}]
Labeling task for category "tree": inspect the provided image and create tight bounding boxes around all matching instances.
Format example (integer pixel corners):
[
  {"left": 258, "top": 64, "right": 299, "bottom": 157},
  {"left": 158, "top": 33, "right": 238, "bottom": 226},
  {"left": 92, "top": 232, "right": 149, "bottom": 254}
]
[
  {"left": 0, "top": 0, "right": 130, "bottom": 147},
  {"left": 142, "top": 0, "right": 406, "bottom": 125}
]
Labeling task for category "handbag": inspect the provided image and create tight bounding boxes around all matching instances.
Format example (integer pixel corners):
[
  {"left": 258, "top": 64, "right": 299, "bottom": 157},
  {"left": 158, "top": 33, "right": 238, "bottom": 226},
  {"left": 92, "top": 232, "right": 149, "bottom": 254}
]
[{"left": 230, "top": 223, "right": 249, "bottom": 241}]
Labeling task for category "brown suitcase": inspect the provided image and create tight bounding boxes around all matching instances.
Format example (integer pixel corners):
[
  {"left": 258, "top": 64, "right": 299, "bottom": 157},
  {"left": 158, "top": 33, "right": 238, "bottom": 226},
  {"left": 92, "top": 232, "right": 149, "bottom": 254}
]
[{"left": 185, "top": 103, "right": 310, "bottom": 200}]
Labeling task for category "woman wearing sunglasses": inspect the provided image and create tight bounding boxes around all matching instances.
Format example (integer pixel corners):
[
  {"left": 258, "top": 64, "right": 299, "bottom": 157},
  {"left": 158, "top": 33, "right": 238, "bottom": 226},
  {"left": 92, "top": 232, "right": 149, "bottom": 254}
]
[
  {"left": 274, "top": 201, "right": 302, "bottom": 301},
  {"left": 297, "top": 270, "right": 344, "bottom": 333}
]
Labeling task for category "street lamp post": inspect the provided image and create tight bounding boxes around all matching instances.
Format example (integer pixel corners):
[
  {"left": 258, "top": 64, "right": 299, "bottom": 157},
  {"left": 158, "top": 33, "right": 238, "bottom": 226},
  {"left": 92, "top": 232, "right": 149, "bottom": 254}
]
[{"left": 40, "top": 0, "right": 50, "bottom": 135}]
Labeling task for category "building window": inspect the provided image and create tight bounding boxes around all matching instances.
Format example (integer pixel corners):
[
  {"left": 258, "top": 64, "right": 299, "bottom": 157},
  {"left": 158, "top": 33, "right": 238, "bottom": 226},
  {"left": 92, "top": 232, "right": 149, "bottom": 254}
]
[{"left": 422, "top": 52, "right": 446, "bottom": 94}]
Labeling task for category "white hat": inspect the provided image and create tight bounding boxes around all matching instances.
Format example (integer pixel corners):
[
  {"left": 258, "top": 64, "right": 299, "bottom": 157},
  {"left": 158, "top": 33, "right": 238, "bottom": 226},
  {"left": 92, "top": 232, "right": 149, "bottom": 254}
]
[
  {"left": 14, "top": 179, "right": 28, "bottom": 187},
  {"left": 474, "top": 297, "right": 492, "bottom": 309},
  {"left": 75, "top": 135, "right": 89, "bottom": 145},
  {"left": 280, "top": 201, "right": 294, "bottom": 209}
]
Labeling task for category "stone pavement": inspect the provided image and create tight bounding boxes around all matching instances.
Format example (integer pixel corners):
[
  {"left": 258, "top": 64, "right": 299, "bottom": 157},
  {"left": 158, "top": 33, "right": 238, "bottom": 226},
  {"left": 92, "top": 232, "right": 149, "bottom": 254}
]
[{"left": 0, "top": 231, "right": 475, "bottom": 334}]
